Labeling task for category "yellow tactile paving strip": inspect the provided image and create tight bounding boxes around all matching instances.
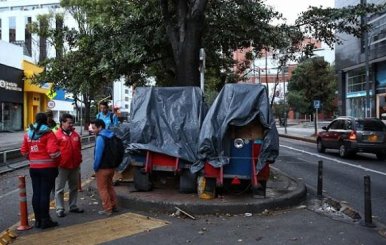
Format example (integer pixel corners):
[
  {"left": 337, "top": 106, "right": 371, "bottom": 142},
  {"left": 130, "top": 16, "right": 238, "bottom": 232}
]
[{"left": 12, "top": 213, "right": 169, "bottom": 245}]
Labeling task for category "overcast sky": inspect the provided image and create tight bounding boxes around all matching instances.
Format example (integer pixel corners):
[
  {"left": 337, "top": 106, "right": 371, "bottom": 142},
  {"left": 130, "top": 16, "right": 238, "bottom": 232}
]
[{"left": 266, "top": 0, "right": 335, "bottom": 24}]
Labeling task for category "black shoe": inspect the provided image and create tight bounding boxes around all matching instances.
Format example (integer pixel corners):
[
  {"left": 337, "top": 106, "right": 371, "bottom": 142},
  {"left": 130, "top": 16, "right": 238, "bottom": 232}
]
[
  {"left": 40, "top": 218, "right": 58, "bottom": 229},
  {"left": 69, "top": 208, "right": 84, "bottom": 213},
  {"left": 56, "top": 210, "right": 66, "bottom": 217},
  {"left": 34, "top": 220, "right": 41, "bottom": 228},
  {"left": 112, "top": 207, "right": 119, "bottom": 213}
]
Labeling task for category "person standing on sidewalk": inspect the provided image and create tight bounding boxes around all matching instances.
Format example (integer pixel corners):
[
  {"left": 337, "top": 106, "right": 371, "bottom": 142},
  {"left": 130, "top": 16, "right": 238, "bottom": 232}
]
[
  {"left": 90, "top": 119, "right": 118, "bottom": 216},
  {"left": 46, "top": 110, "right": 59, "bottom": 132},
  {"left": 55, "top": 114, "right": 84, "bottom": 218},
  {"left": 20, "top": 112, "right": 61, "bottom": 229},
  {"left": 96, "top": 101, "right": 119, "bottom": 129}
]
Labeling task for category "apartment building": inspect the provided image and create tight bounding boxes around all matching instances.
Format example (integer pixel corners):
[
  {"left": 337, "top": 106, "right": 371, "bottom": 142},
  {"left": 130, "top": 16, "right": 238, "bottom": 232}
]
[{"left": 335, "top": 0, "right": 386, "bottom": 118}]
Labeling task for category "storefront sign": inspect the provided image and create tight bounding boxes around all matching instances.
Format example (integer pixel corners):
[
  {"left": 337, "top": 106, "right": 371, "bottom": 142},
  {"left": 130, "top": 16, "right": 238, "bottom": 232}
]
[
  {"left": 0, "top": 79, "right": 22, "bottom": 92},
  {"left": 47, "top": 100, "right": 56, "bottom": 108}
]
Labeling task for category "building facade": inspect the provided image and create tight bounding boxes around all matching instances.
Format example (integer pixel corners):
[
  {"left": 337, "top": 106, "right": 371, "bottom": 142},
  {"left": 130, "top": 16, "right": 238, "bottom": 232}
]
[
  {"left": 0, "top": 1, "right": 134, "bottom": 118},
  {"left": 335, "top": 0, "right": 386, "bottom": 118},
  {"left": 23, "top": 60, "right": 50, "bottom": 128},
  {"left": 113, "top": 79, "right": 133, "bottom": 120},
  {"left": 0, "top": 41, "right": 24, "bottom": 131},
  {"left": 0, "top": 0, "right": 65, "bottom": 62}
]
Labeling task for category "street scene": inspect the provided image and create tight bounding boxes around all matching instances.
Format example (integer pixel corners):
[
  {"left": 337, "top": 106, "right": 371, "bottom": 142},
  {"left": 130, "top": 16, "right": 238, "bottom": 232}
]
[{"left": 2, "top": 0, "right": 386, "bottom": 244}]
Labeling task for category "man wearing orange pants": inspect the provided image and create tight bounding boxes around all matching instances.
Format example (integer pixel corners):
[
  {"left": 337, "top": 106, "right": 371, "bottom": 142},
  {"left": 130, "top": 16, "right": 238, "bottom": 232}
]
[{"left": 90, "top": 119, "right": 118, "bottom": 216}]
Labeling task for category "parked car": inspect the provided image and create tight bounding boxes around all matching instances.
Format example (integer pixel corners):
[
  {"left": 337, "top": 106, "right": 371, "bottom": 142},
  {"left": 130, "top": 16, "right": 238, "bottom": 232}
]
[{"left": 316, "top": 116, "right": 386, "bottom": 160}]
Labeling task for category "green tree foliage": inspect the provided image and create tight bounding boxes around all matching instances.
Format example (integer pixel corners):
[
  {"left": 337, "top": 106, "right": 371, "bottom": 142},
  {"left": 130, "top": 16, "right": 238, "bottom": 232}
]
[
  {"left": 287, "top": 58, "right": 337, "bottom": 116},
  {"left": 29, "top": 0, "right": 384, "bottom": 117}
]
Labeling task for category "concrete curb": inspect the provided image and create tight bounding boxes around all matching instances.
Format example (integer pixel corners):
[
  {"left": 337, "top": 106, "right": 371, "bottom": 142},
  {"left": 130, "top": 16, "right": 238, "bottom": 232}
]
[
  {"left": 102, "top": 168, "right": 307, "bottom": 215},
  {"left": 279, "top": 133, "right": 316, "bottom": 143}
]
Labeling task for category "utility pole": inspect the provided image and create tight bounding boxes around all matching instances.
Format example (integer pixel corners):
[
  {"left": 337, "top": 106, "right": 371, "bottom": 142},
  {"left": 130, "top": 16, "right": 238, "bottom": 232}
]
[
  {"left": 282, "top": 67, "right": 287, "bottom": 134},
  {"left": 265, "top": 48, "right": 268, "bottom": 85},
  {"left": 79, "top": 95, "right": 83, "bottom": 135},
  {"left": 199, "top": 48, "right": 206, "bottom": 93}
]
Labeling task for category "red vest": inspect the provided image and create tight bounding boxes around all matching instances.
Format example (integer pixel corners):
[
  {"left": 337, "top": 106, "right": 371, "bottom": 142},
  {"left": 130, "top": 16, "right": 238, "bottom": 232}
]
[{"left": 20, "top": 131, "right": 60, "bottom": 169}]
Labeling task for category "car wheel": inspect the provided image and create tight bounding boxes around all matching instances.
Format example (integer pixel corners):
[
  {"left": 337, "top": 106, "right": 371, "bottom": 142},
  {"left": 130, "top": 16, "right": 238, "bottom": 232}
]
[
  {"left": 339, "top": 143, "right": 349, "bottom": 158},
  {"left": 376, "top": 153, "right": 386, "bottom": 161},
  {"left": 317, "top": 139, "right": 326, "bottom": 153}
]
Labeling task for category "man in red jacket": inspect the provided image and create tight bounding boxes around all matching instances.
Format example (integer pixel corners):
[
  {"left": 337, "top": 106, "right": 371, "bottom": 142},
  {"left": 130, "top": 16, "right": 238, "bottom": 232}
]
[{"left": 54, "top": 114, "right": 83, "bottom": 217}]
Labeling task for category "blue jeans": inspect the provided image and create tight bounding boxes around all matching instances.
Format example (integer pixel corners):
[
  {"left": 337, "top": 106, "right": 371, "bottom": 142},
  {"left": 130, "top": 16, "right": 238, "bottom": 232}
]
[{"left": 29, "top": 168, "right": 58, "bottom": 220}]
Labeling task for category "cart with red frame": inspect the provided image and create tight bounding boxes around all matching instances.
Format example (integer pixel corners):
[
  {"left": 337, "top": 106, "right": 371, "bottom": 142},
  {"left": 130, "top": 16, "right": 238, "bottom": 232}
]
[
  {"left": 203, "top": 126, "right": 270, "bottom": 197},
  {"left": 195, "top": 83, "right": 278, "bottom": 198},
  {"left": 127, "top": 87, "right": 205, "bottom": 193},
  {"left": 131, "top": 150, "right": 196, "bottom": 193}
]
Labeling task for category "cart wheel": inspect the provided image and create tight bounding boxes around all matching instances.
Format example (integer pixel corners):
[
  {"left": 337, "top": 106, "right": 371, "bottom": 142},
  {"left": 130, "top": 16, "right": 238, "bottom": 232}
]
[
  {"left": 179, "top": 169, "right": 197, "bottom": 193},
  {"left": 134, "top": 167, "right": 152, "bottom": 191}
]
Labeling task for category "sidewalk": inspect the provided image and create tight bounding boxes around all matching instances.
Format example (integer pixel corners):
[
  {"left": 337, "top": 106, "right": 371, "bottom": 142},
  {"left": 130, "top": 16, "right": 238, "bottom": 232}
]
[
  {"left": 276, "top": 121, "right": 331, "bottom": 143},
  {"left": 6, "top": 170, "right": 386, "bottom": 244}
]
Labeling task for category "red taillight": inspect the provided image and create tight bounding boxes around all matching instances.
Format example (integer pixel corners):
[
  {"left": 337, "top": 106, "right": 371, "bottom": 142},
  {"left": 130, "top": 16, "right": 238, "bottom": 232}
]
[
  {"left": 348, "top": 130, "right": 357, "bottom": 140},
  {"left": 231, "top": 177, "right": 241, "bottom": 185}
]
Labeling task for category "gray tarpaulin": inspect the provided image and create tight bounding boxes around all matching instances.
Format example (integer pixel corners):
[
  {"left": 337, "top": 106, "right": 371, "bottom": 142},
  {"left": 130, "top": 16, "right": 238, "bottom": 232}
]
[
  {"left": 127, "top": 87, "right": 205, "bottom": 163},
  {"left": 191, "top": 83, "right": 279, "bottom": 173}
]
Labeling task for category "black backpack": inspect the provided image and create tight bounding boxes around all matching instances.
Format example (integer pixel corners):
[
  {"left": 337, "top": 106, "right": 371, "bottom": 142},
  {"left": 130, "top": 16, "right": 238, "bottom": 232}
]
[{"left": 101, "top": 135, "right": 124, "bottom": 168}]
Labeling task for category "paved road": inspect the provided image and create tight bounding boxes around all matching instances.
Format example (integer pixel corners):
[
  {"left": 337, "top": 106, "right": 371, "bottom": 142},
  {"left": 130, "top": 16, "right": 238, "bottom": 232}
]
[{"left": 277, "top": 136, "right": 386, "bottom": 225}]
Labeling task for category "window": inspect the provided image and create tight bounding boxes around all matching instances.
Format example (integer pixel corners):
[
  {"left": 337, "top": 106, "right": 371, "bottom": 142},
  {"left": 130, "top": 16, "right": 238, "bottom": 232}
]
[
  {"left": 329, "top": 120, "right": 344, "bottom": 130},
  {"left": 125, "top": 104, "right": 129, "bottom": 109},
  {"left": 125, "top": 89, "right": 129, "bottom": 94},
  {"left": 347, "top": 73, "right": 366, "bottom": 93},
  {"left": 25, "top": 17, "right": 32, "bottom": 56},
  {"left": 9, "top": 16, "right": 16, "bottom": 42},
  {"left": 345, "top": 120, "right": 353, "bottom": 130},
  {"left": 356, "top": 120, "right": 386, "bottom": 131},
  {"left": 125, "top": 97, "right": 129, "bottom": 101}
]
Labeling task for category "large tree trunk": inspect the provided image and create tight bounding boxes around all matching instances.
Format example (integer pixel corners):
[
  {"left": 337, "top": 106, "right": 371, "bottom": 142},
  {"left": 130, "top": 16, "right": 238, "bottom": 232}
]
[{"left": 161, "top": 0, "right": 208, "bottom": 87}]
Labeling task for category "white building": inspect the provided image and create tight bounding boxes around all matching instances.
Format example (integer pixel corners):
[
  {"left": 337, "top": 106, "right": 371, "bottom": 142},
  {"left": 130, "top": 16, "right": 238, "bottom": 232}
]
[
  {"left": 113, "top": 78, "right": 133, "bottom": 120},
  {"left": 0, "top": 0, "right": 133, "bottom": 117}
]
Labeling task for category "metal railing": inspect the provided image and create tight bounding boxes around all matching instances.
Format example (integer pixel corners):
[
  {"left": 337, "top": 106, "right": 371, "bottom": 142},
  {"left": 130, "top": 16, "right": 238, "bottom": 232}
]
[{"left": 0, "top": 135, "right": 95, "bottom": 167}]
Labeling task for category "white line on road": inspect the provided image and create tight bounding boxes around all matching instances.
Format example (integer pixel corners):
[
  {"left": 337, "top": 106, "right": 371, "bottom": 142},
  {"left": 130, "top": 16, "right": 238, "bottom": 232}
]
[
  {"left": 280, "top": 144, "right": 386, "bottom": 177},
  {"left": 0, "top": 188, "right": 19, "bottom": 200}
]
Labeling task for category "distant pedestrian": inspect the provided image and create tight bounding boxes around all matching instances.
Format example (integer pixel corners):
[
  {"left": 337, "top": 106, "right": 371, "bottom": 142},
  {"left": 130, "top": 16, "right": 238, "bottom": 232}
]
[
  {"left": 46, "top": 110, "right": 59, "bottom": 132},
  {"left": 90, "top": 119, "right": 118, "bottom": 216},
  {"left": 96, "top": 101, "right": 119, "bottom": 129},
  {"left": 20, "top": 112, "right": 61, "bottom": 229},
  {"left": 55, "top": 114, "right": 84, "bottom": 218}
]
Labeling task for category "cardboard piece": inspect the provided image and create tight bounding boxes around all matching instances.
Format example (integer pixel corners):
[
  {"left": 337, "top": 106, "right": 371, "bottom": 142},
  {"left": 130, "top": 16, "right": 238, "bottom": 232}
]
[{"left": 229, "top": 118, "right": 264, "bottom": 140}]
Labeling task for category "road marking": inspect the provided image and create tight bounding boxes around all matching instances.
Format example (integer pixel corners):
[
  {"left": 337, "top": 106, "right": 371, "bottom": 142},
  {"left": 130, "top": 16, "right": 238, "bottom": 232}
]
[
  {"left": 280, "top": 144, "right": 386, "bottom": 177},
  {"left": 12, "top": 212, "right": 169, "bottom": 245},
  {"left": 0, "top": 188, "right": 19, "bottom": 199}
]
